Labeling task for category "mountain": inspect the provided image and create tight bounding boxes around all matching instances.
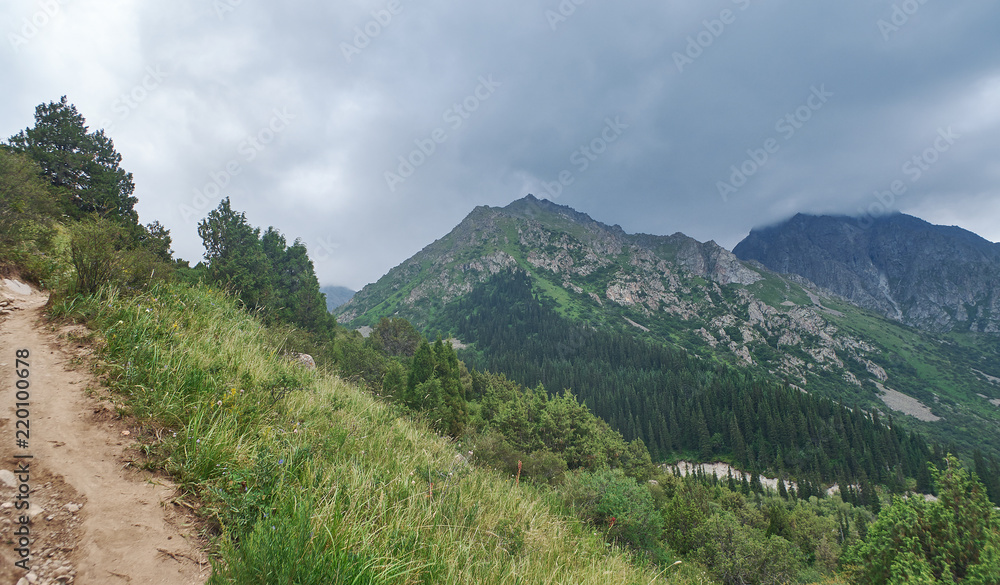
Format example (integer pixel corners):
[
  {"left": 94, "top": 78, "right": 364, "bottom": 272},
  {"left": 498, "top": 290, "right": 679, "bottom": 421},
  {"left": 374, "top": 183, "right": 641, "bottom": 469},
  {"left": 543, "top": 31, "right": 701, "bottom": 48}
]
[
  {"left": 733, "top": 213, "right": 1000, "bottom": 334},
  {"left": 338, "top": 196, "right": 1000, "bottom": 459},
  {"left": 320, "top": 285, "right": 355, "bottom": 311}
]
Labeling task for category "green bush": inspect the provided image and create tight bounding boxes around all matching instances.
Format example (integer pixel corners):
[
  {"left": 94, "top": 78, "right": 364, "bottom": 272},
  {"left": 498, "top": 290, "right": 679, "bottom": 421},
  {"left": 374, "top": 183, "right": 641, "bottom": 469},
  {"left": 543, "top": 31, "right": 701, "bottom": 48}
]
[
  {"left": 562, "top": 468, "right": 663, "bottom": 551},
  {"left": 68, "top": 217, "right": 168, "bottom": 295},
  {"left": 693, "top": 511, "right": 801, "bottom": 585},
  {"left": 0, "top": 148, "right": 63, "bottom": 281}
]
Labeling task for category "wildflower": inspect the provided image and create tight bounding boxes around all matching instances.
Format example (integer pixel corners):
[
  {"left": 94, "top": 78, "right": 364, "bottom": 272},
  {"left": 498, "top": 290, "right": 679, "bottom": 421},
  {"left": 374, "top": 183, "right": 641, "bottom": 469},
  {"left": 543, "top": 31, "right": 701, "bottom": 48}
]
[
  {"left": 278, "top": 459, "right": 285, "bottom": 464},
  {"left": 196, "top": 439, "right": 200, "bottom": 443},
  {"left": 217, "top": 400, "right": 223, "bottom": 407}
]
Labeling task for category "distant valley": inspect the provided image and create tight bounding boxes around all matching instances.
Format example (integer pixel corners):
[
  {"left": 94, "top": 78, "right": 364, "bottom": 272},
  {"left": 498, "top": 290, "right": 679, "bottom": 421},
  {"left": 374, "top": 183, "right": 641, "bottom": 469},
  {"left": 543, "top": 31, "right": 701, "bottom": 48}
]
[{"left": 321, "top": 285, "right": 355, "bottom": 311}]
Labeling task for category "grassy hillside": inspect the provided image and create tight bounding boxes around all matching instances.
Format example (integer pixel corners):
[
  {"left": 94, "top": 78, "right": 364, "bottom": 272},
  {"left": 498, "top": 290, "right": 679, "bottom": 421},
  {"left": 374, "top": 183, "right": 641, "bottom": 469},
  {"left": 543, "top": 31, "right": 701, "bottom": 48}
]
[{"left": 50, "top": 282, "right": 712, "bottom": 584}]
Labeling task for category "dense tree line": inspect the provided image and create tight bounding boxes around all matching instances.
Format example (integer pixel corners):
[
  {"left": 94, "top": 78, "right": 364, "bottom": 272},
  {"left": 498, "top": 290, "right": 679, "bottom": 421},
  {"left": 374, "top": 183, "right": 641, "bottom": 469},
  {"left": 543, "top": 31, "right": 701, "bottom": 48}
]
[
  {"left": 196, "top": 198, "right": 335, "bottom": 337},
  {"left": 436, "top": 270, "right": 946, "bottom": 498}
]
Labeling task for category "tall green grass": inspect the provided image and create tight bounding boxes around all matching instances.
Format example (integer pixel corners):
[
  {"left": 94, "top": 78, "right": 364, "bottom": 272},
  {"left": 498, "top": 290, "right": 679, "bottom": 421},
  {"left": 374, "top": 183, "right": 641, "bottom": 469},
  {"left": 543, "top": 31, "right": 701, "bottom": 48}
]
[{"left": 50, "top": 282, "right": 713, "bottom": 584}]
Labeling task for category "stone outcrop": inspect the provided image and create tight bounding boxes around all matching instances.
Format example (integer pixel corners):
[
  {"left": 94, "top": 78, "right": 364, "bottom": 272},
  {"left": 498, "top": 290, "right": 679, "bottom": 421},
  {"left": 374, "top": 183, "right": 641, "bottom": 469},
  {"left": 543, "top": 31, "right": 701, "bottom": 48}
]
[{"left": 734, "top": 213, "right": 1000, "bottom": 333}]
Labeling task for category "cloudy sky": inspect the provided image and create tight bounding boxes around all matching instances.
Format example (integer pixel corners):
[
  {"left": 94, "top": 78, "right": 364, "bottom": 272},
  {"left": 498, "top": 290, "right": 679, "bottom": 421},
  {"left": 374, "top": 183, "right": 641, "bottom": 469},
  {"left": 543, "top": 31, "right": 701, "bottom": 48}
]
[{"left": 3, "top": 0, "right": 999, "bottom": 290}]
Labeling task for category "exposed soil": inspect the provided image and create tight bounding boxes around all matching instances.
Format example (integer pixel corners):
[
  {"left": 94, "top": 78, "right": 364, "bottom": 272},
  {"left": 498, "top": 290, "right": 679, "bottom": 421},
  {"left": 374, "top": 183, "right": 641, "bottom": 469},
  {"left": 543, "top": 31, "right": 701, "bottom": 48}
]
[{"left": 0, "top": 282, "right": 209, "bottom": 584}]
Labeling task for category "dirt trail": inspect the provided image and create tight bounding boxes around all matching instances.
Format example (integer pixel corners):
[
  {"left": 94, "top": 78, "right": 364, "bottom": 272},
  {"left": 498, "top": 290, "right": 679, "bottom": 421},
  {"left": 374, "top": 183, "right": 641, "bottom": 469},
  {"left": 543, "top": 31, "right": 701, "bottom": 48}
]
[{"left": 0, "top": 282, "right": 209, "bottom": 584}]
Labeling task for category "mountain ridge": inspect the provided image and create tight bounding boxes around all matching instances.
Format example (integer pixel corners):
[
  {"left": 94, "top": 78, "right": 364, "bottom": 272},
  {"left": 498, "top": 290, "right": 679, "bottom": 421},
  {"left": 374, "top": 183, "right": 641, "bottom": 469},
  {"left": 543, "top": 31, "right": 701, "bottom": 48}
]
[
  {"left": 338, "top": 195, "right": 1000, "bottom": 458},
  {"left": 733, "top": 212, "right": 1000, "bottom": 333}
]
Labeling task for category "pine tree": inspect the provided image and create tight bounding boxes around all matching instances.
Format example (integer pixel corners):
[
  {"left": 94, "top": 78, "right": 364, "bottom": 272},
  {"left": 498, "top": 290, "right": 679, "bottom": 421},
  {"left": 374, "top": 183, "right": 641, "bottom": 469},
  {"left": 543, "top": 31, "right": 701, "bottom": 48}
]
[
  {"left": 406, "top": 340, "right": 435, "bottom": 409},
  {"left": 197, "top": 198, "right": 273, "bottom": 311},
  {"left": 8, "top": 96, "right": 137, "bottom": 225},
  {"left": 261, "top": 228, "right": 333, "bottom": 335},
  {"left": 436, "top": 341, "right": 468, "bottom": 437}
]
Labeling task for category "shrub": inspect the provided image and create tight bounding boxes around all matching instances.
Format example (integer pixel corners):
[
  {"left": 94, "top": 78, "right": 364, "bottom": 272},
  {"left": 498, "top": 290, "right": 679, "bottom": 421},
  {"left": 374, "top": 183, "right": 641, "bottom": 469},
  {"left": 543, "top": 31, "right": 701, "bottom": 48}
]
[
  {"left": 68, "top": 217, "right": 167, "bottom": 295},
  {"left": 562, "top": 468, "right": 663, "bottom": 551},
  {"left": 693, "top": 511, "right": 802, "bottom": 585}
]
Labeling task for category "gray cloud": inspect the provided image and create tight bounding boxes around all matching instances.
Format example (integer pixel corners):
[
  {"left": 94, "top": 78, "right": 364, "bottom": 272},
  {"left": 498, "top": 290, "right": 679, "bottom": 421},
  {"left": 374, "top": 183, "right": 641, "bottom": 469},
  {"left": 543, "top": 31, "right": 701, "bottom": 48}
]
[{"left": 3, "top": 0, "right": 998, "bottom": 289}]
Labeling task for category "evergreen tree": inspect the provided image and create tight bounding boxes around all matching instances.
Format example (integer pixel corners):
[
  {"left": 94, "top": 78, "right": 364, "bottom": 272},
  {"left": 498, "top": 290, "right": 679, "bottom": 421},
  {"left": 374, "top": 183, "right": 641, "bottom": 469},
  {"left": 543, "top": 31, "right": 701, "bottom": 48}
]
[
  {"left": 261, "top": 227, "right": 334, "bottom": 335},
  {"left": 138, "top": 220, "right": 174, "bottom": 262},
  {"left": 197, "top": 198, "right": 273, "bottom": 311},
  {"left": 436, "top": 340, "right": 468, "bottom": 437},
  {"left": 371, "top": 317, "right": 422, "bottom": 357},
  {"left": 381, "top": 360, "right": 406, "bottom": 401},
  {"left": 846, "top": 456, "right": 1000, "bottom": 584},
  {"left": 406, "top": 340, "right": 435, "bottom": 409},
  {"left": 8, "top": 96, "right": 137, "bottom": 225}
]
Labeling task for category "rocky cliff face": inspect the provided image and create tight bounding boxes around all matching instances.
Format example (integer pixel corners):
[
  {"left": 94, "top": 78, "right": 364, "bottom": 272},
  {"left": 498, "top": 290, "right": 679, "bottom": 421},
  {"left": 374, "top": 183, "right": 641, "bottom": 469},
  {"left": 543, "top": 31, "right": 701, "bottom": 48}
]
[
  {"left": 339, "top": 196, "right": 895, "bottom": 390},
  {"left": 339, "top": 195, "right": 762, "bottom": 323},
  {"left": 339, "top": 198, "right": 1000, "bottom": 458},
  {"left": 733, "top": 213, "right": 1000, "bottom": 333}
]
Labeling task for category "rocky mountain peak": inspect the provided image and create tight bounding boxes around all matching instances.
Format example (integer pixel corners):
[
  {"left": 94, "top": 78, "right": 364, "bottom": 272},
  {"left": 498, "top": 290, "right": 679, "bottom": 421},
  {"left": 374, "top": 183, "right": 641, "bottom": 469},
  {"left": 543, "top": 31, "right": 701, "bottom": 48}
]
[{"left": 733, "top": 213, "right": 1000, "bottom": 333}]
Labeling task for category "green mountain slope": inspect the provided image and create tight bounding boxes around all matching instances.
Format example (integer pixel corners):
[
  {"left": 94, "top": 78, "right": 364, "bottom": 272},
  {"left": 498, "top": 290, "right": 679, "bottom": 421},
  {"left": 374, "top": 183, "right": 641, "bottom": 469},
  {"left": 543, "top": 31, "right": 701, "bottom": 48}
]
[{"left": 338, "top": 195, "right": 1000, "bottom": 460}]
